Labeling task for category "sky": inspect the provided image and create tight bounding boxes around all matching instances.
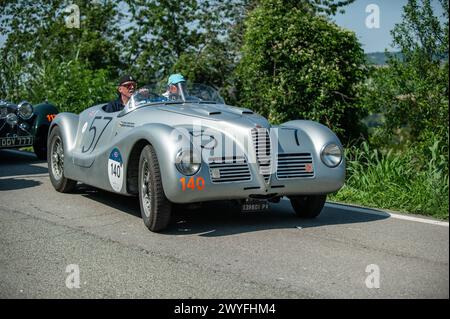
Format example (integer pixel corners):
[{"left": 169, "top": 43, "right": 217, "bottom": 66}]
[
  {"left": 333, "top": 0, "right": 446, "bottom": 52},
  {"left": 0, "top": 0, "right": 446, "bottom": 53}
]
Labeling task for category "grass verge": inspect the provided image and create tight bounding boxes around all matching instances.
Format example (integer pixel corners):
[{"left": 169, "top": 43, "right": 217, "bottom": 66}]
[{"left": 329, "top": 141, "right": 449, "bottom": 220}]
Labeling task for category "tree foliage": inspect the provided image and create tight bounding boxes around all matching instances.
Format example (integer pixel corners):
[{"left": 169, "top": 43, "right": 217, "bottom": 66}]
[
  {"left": 236, "top": 0, "right": 367, "bottom": 141},
  {"left": 1, "top": 0, "right": 358, "bottom": 107},
  {"left": 124, "top": 0, "right": 356, "bottom": 89},
  {"left": 362, "top": 0, "right": 449, "bottom": 148},
  {"left": 0, "top": 0, "right": 124, "bottom": 105},
  {"left": 123, "top": 0, "right": 247, "bottom": 83},
  {"left": 0, "top": 1, "right": 125, "bottom": 73},
  {"left": 27, "top": 59, "right": 116, "bottom": 114}
]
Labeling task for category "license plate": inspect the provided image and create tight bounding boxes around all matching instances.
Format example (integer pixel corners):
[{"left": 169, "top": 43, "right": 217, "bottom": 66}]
[
  {"left": 241, "top": 199, "right": 269, "bottom": 212},
  {"left": 0, "top": 136, "right": 33, "bottom": 148}
]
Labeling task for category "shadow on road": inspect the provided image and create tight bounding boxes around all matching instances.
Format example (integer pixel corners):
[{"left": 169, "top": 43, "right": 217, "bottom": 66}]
[
  {"left": 0, "top": 178, "right": 42, "bottom": 191},
  {"left": 75, "top": 183, "right": 390, "bottom": 237},
  {"left": 164, "top": 200, "right": 390, "bottom": 237},
  {"left": 76, "top": 184, "right": 141, "bottom": 218},
  {"left": 0, "top": 149, "right": 47, "bottom": 178}
]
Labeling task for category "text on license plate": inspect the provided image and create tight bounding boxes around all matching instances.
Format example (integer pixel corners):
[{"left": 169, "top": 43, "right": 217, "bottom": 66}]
[
  {"left": 0, "top": 136, "right": 33, "bottom": 148},
  {"left": 241, "top": 199, "right": 269, "bottom": 212}
]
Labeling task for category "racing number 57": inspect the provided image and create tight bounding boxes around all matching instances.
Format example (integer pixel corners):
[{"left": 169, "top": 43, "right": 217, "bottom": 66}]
[{"left": 82, "top": 116, "right": 113, "bottom": 153}]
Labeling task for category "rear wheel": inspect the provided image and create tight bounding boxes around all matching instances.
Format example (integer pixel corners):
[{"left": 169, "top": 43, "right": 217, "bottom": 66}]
[
  {"left": 138, "top": 144, "right": 172, "bottom": 232},
  {"left": 289, "top": 195, "right": 327, "bottom": 218},
  {"left": 48, "top": 126, "right": 77, "bottom": 192}
]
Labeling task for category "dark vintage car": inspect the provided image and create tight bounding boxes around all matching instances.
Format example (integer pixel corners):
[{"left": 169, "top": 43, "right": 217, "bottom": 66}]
[{"left": 0, "top": 99, "right": 58, "bottom": 159}]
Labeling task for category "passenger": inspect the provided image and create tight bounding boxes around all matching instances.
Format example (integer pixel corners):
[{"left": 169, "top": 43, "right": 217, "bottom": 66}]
[{"left": 162, "top": 74, "right": 186, "bottom": 101}]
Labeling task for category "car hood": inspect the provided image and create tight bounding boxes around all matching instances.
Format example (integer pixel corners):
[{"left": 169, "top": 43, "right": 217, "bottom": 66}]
[
  {"left": 157, "top": 103, "right": 270, "bottom": 129},
  {"left": 158, "top": 103, "right": 249, "bottom": 119}
]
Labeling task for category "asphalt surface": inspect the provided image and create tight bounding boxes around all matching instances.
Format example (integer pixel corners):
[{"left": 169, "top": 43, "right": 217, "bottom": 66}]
[{"left": 0, "top": 149, "right": 448, "bottom": 299}]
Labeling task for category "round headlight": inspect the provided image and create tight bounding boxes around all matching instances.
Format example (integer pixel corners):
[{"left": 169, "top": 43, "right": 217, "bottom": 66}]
[
  {"left": 6, "top": 113, "right": 18, "bottom": 127},
  {"left": 175, "top": 150, "right": 201, "bottom": 175},
  {"left": 17, "top": 101, "right": 34, "bottom": 120},
  {"left": 321, "top": 143, "right": 343, "bottom": 167}
]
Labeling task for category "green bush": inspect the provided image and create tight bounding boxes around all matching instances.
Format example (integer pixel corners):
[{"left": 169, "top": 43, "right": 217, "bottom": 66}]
[
  {"left": 10, "top": 59, "right": 116, "bottom": 113},
  {"left": 236, "top": 0, "right": 368, "bottom": 142},
  {"left": 361, "top": 0, "right": 448, "bottom": 148},
  {"left": 331, "top": 139, "right": 449, "bottom": 220},
  {"left": 33, "top": 59, "right": 115, "bottom": 113}
]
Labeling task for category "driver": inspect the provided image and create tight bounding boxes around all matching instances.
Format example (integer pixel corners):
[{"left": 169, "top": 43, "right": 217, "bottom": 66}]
[
  {"left": 162, "top": 73, "right": 186, "bottom": 101},
  {"left": 104, "top": 74, "right": 137, "bottom": 113}
]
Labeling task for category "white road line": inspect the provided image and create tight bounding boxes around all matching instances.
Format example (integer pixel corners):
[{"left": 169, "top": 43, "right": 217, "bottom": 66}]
[{"left": 326, "top": 202, "right": 449, "bottom": 227}]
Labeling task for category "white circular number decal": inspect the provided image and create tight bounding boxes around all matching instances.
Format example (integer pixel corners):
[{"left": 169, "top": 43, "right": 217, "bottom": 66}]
[{"left": 108, "top": 148, "right": 123, "bottom": 192}]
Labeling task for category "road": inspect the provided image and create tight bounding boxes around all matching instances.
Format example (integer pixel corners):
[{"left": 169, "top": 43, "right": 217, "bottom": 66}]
[{"left": 0, "top": 149, "right": 448, "bottom": 298}]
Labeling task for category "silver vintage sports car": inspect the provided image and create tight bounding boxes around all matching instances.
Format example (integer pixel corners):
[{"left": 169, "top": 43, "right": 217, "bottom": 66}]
[{"left": 48, "top": 82, "right": 345, "bottom": 232}]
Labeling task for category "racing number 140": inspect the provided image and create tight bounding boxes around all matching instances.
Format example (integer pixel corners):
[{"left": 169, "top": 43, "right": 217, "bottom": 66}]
[
  {"left": 111, "top": 162, "right": 121, "bottom": 178},
  {"left": 180, "top": 177, "right": 205, "bottom": 191}
]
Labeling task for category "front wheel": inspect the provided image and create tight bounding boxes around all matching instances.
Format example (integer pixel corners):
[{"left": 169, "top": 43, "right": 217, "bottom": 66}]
[
  {"left": 48, "top": 126, "right": 77, "bottom": 192},
  {"left": 289, "top": 195, "right": 327, "bottom": 218},
  {"left": 33, "top": 137, "right": 47, "bottom": 160},
  {"left": 138, "top": 144, "right": 172, "bottom": 232}
]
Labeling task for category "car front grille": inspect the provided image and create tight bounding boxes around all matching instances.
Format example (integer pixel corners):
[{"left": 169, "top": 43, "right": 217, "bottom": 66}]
[
  {"left": 0, "top": 107, "right": 7, "bottom": 131},
  {"left": 276, "top": 153, "right": 314, "bottom": 179},
  {"left": 251, "top": 128, "right": 272, "bottom": 182},
  {"left": 208, "top": 156, "right": 251, "bottom": 183},
  {"left": 0, "top": 106, "right": 7, "bottom": 119}
]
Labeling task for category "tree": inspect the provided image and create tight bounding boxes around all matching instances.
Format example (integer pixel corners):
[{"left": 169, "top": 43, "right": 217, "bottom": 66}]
[
  {"left": 0, "top": 1, "right": 125, "bottom": 73},
  {"left": 235, "top": 0, "right": 367, "bottom": 141},
  {"left": 123, "top": 0, "right": 250, "bottom": 85},
  {"left": 1, "top": 0, "right": 360, "bottom": 110},
  {"left": 167, "top": 0, "right": 357, "bottom": 102},
  {"left": 0, "top": 0, "right": 126, "bottom": 110},
  {"left": 362, "top": 0, "right": 449, "bottom": 147},
  {"left": 0, "top": 0, "right": 125, "bottom": 101},
  {"left": 27, "top": 59, "right": 116, "bottom": 114}
]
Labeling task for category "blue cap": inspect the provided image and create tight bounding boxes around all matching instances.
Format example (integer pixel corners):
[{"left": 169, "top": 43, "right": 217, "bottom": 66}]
[{"left": 168, "top": 74, "right": 185, "bottom": 85}]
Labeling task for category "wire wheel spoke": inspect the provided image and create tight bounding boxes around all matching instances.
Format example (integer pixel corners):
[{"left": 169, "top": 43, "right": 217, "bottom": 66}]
[
  {"left": 51, "top": 137, "right": 64, "bottom": 180},
  {"left": 141, "top": 160, "right": 152, "bottom": 217}
]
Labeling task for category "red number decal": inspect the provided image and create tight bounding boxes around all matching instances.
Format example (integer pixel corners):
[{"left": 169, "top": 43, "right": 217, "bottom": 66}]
[
  {"left": 180, "top": 177, "right": 205, "bottom": 191},
  {"left": 187, "top": 177, "right": 195, "bottom": 190},
  {"left": 196, "top": 177, "right": 205, "bottom": 190},
  {"left": 46, "top": 114, "right": 57, "bottom": 122}
]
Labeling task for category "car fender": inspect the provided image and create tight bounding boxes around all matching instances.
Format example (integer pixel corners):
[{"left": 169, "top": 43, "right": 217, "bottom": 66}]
[
  {"left": 120, "top": 123, "right": 196, "bottom": 196},
  {"left": 32, "top": 102, "right": 59, "bottom": 136},
  {"left": 279, "top": 120, "right": 346, "bottom": 185},
  {"left": 48, "top": 112, "right": 80, "bottom": 151},
  {"left": 30, "top": 102, "right": 59, "bottom": 150},
  {"left": 280, "top": 120, "right": 343, "bottom": 151}
]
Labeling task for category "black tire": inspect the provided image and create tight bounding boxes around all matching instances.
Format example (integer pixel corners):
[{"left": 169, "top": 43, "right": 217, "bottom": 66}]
[
  {"left": 48, "top": 126, "right": 77, "bottom": 193},
  {"left": 33, "top": 133, "right": 47, "bottom": 160},
  {"left": 289, "top": 195, "right": 327, "bottom": 218},
  {"left": 138, "top": 144, "right": 172, "bottom": 232}
]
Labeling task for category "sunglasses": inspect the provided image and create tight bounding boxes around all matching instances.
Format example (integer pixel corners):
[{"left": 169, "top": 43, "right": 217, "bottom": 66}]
[{"left": 121, "top": 82, "right": 137, "bottom": 90}]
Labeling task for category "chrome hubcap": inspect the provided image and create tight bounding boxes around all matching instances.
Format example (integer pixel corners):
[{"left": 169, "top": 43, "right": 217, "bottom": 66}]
[
  {"left": 51, "top": 137, "right": 64, "bottom": 180},
  {"left": 141, "top": 159, "right": 152, "bottom": 217}
]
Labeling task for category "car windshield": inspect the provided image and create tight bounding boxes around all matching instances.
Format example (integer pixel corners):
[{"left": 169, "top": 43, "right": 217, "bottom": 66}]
[{"left": 123, "top": 83, "right": 225, "bottom": 114}]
